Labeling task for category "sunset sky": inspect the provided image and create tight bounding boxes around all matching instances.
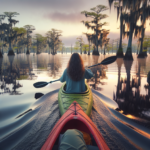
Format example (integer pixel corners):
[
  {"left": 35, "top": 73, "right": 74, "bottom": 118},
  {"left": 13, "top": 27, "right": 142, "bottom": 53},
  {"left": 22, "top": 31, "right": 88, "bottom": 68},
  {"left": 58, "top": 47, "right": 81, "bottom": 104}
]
[{"left": 1, "top": 0, "right": 150, "bottom": 46}]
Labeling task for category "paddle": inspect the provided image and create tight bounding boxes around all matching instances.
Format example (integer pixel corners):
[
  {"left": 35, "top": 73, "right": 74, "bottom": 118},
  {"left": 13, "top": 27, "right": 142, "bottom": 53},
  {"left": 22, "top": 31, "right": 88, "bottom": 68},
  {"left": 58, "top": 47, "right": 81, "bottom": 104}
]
[
  {"left": 34, "top": 92, "right": 44, "bottom": 99},
  {"left": 33, "top": 55, "right": 117, "bottom": 88},
  {"left": 88, "top": 55, "right": 117, "bottom": 68},
  {"left": 33, "top": 79, "right": 60, "bottom": 88}
]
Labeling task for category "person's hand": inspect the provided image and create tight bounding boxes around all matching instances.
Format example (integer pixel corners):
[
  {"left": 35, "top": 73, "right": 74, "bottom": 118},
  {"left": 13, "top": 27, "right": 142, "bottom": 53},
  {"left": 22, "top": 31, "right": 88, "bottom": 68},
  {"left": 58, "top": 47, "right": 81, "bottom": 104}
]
[{"left": 85, "top": 66, "right": 88, "bottom": 69}]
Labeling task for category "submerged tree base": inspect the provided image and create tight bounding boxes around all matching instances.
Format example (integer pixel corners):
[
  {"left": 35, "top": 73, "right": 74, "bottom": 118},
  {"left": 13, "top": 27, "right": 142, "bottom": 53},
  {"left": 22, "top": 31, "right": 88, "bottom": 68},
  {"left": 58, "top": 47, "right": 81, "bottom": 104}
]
[
  {"left": 37, "top": 51, "right": 41, "bottom": 54},
  {"left": 124, "top": 48, "right": 133, "bottom": 60},
  {"left": 138, "top": 52, "right": 147, "bottom": 58},
  {"left": 117, "top": 48, "right": 124, "bottom": 58},
  {"left": 92, "top": 50, "right": 99, "bottom": 56},
  {"left": 0, "top": 51, "right": 3, "bottom": 58},
  {"left": 26, "top": 50, "right": 30, "bottom": 55},
  {"left": 8, "top": 50, "right": 15, "bottom": 56},
  {"left": 51, "top": 52, "right": 57, "bottom": 55}
]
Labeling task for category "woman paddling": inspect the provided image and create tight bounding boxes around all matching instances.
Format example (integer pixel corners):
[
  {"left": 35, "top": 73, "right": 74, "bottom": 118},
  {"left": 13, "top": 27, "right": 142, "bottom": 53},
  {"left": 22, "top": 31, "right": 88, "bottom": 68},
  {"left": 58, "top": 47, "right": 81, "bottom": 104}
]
[{"left": 60, "top": 53, "right": 94, "bottom": 93}]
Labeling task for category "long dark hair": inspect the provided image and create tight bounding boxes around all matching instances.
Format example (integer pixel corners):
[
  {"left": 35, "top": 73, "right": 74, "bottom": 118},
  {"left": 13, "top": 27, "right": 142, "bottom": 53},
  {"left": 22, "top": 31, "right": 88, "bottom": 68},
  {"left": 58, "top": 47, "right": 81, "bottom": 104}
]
[{"left": 67, "top": 53, "right": 85, "bottom": 81}]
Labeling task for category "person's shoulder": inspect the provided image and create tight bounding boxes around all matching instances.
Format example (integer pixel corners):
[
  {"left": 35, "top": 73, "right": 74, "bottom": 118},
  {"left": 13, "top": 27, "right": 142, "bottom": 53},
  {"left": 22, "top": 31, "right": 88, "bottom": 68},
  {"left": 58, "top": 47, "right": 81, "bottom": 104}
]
[
  {"left": 64, "top": 68, "right": 68, "bottom": 73},
  {"left": 84, "top": 68, "right": 89, "bottom": 75},
  {"left": 64, "top": 68, "right": 68, "bottom": 75},
  {"left": 85, "top": 68, "right": 90, "bottom": 73},
  {"left": 85, "top": 68, "right": 88, "bottom": 72}
]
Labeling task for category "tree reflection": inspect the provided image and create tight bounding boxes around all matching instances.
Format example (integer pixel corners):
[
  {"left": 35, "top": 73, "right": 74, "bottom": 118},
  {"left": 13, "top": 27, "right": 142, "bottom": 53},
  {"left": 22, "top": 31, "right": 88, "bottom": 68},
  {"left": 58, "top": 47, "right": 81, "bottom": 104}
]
[
  {"left": 36, "top": 54, "right": 48, "bottom": 70},
  {"left": 0, "top": 54, "right": 37, "bottom": 95},
  {"left": 47, "top": 54, "right": 61, "bottom": 78},
  {"left": 0, "top": 55, "right": 22, "bottom": 95},
  {"left": 115, "top": 57, "right": 150, "bottom": 120},
  {"left": 116, "top": 58, "right": 124, "bottom": 98},
  {"left": 87, "top": 55, "right": 107, "bottom": 90}
]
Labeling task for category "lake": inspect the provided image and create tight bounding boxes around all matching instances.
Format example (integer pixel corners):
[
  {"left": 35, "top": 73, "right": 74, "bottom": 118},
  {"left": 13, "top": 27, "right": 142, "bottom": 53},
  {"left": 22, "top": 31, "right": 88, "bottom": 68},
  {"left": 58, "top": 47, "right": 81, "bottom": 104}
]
[{"left": 0, "top": 52, "right": 150, "bottom": 150}]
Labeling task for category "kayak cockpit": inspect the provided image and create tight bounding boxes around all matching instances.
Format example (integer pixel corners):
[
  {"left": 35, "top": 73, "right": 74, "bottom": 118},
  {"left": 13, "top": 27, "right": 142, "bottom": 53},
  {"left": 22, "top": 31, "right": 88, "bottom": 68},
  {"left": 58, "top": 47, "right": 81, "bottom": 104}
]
[
  {"left": 58, "top": 83, "right": 93, "bottom": 116},
  {"left": 41, "top": 102, "right": 109, "bottom": 150},
  {"left": 62, "top": 83, "right": 88, "bottom": 94},
  {"left": 52, "top": 130, "right": 99, "bottom": 150},
  {"left": 52, "top": 117, "right": 99, "bottom": 150}
]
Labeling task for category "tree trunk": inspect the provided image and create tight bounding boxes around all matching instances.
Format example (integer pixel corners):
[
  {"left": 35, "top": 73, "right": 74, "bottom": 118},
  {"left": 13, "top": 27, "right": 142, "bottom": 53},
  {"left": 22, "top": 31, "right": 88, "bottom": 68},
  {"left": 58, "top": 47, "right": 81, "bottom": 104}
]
[
  {"left": 52, "top": 46, "right": 54, "bottom": 55},
  {"left": 96, "top": 19, "right": 99, "bottom": 54},
  {"left": 117, "top": 12, "right": 124, "bottom": 58},
  {"left": 104, "top": 45, "right": 106, "bottom": 55},
  {"left": 2, "top": 42, "right": 4, "bottom": 55},
  {"left": 80, "top": 46, "right": 82, "bottom": 54},
  {"left": 49, "top": 47, "right": 50, "bottom": 54},
  {"left": 26, "top": 32, "right": 30, "bottom": 54},
  {"left": 138, "top": 28, "right": 146, "bottom": 58},
  {"left": 8, "top": 39, "right": 14, "bottom": 56},
  {"left": 8, "top": 24, "right": 14, "bottom": 56},
  {"left": 124, "top": 23, "right": 133, "bottom": 60},
  {"left": 88, "top": 42, "right": 90, "bottom": 55},
  {"left": 92, "top": 45, "right": 99, "bottom": 55},
  {"left": 0, "top": 49, "right": 3, "bottom": 58}
]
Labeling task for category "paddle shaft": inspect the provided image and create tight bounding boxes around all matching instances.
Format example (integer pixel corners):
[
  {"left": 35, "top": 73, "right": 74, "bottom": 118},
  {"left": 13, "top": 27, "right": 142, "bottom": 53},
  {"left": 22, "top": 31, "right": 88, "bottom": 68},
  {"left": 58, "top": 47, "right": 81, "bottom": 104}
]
[
  {"left": 48, "top": 56, "right": 116, "bottom": 83},
  {"left": 33, "top": 55, "right": 117, "bottom": 88}
]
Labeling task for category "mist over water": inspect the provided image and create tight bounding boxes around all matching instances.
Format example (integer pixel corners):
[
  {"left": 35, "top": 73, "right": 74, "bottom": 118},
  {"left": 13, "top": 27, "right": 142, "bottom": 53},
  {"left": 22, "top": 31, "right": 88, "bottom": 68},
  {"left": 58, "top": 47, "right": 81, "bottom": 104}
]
[{"left": 0, "top": 53, "right": 150, "bottom": 150}]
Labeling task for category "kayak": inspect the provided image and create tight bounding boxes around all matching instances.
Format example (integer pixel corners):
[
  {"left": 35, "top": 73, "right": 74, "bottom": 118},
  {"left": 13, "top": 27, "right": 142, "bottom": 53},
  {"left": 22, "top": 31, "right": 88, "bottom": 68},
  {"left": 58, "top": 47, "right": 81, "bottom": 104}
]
[
  {"left": 58, "top": 83, "right": 93, "bottom": 116},
  {"left": 41, "top": 101, "right": 109, "bottom": 150}
]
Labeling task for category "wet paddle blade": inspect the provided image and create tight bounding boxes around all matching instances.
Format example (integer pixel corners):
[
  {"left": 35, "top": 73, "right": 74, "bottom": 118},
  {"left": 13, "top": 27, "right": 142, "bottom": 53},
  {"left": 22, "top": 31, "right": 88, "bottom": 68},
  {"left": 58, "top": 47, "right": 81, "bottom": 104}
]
[
  {"left": 100, "top": 56, "right": 117, "bottom": 65},
  {"left": 88, "top": 56, "right": 117, "bottom": 68},
  {"left": 33, "top": 82, "right": 48, "bottom": 88},
  {"left": 34, "top": 92, "right": 44, "bottom": 99}
]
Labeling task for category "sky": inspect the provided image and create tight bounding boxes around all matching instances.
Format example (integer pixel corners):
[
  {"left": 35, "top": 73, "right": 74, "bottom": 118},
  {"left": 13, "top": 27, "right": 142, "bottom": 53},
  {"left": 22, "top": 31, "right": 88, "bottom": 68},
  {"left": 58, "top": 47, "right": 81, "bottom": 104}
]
[{"left": 0, "top": 0, "right": 150, "bottom": 46}]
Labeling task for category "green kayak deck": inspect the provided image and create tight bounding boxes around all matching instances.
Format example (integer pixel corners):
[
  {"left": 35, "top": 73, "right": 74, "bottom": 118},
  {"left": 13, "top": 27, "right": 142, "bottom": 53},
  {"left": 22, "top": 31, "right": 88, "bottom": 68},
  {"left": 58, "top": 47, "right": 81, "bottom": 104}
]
[{"left": 58, "top": 83, "right": 93, "bottom": 116}]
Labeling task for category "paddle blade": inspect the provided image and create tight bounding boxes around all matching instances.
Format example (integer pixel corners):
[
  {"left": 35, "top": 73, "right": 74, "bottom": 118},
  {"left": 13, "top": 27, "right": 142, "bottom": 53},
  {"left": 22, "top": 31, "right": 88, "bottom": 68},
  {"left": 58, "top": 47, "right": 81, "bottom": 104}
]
[
  {"left": 33, "top": 82, "right": 48, "bottom": 88},
  {"left": 100, "top": 56, "right": 117, "bottom": 65},
  {"left": 34, "top": 93, "right": 44, "bottom": 99},
  {"left": 88, "top": 56, "right": 117, "bottom": 68}
]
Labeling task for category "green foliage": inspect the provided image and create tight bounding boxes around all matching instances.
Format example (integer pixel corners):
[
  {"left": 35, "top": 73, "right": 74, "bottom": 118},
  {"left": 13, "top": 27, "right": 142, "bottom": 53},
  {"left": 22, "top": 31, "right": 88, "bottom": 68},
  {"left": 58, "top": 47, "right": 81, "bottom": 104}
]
[
  {"left": 24, "top": 25, "right": 35, "bottom": 31},
  {"left": 4, "top": 12, "right": 19, "bottom": 18},
  {"left": 17, "top": 75, "right": 28, "bottom": 80},
  {"left": 13, "top": 27, "right": 26, "bottom": 34},
  {"left": 32, "top": 46, "right": 36, "bottom": 50},
  {"left": 75, "top": 37, "right": 84, "bottom": 52},
  {"left": 106, "top": 43, "right": 112, "bottom": 51},
  {"left": 81, "top": 5, "right": 109, "bottom": 53},
  {"left": 35, "top": 34, "right": 47, "bottom": 43},
  {"left": 0, "top": 42, "right": 3, "bottom": 47},
  {"left": 13, "top": 46, "right": 18, "bottom": 50},
  {"left": 74, "top": 41, "right": 80, "bottom": 51},
  {"left": 118, "top": 47, "right": 123, "bottom": 52},
  {"left": 82, "top": 44, "right": 89, "bottom": 51},
  {"left": 46, "top": 29, "right": 62, "bottom": 54},
  {"left": 143, "top": 35, "right": 150, "bottom": 51},
  {"left": 34, "top": 34, "right": 47, "bottom": 53},
  {"left": 58, "top": 42, "right": 65, "bottom": 51}
]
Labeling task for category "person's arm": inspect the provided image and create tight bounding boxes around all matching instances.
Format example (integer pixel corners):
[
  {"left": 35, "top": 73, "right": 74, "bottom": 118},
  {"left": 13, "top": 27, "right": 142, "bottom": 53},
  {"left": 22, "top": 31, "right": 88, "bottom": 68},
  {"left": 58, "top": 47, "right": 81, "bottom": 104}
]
[
  {"left": 84, "top": 68, "right": 94, "bottom": 79},
  {"left": 60, "top": 69, "right": 67, "bottom": 82}
]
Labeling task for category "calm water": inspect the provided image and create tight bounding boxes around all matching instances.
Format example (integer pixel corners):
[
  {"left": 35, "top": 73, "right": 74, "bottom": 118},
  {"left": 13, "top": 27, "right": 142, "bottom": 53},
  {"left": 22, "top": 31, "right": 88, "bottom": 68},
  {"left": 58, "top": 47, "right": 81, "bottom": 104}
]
[{"left": 0, "top": 53, "right": 150, "bottom": 150}]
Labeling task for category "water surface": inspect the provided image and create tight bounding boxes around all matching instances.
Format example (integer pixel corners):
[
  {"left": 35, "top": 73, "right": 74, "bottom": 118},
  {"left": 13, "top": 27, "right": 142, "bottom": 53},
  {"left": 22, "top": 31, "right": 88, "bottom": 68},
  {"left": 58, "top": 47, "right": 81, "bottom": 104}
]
[{"left": 0, "top": 53, "right": 150, "bottom": 150}]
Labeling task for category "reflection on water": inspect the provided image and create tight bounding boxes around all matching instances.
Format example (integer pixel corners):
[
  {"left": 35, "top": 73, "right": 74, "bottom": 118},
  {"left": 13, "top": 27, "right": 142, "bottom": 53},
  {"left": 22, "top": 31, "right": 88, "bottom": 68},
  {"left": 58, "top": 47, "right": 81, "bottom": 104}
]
[
  {"left": 113, "top": 57, "right": 150, "bottom": 122},
  {"left": 87, "top": 55, "right": 108, "bottom": 91},
  {"left": 0, "top": 53, "right": 150, "bottom": 150}
]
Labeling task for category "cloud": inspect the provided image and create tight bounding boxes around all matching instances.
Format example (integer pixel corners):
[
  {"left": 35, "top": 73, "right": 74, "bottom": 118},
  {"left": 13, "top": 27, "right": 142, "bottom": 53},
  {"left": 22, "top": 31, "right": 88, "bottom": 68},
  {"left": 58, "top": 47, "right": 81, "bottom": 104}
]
[
  {"left": 44, "top": 12, "right": 86, "bottom": 23},
  {"left": 0, "top": 0, "right": 109, "bottom": 14},
  {"left": 0, "top": 0, "right": 86, "bottom": 12}
]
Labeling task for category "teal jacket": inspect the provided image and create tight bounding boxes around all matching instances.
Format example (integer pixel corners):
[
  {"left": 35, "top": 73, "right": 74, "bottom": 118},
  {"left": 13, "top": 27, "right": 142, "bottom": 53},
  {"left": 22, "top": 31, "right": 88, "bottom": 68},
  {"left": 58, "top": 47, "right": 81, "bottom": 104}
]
[{"left": 60, "top": 68, "right": 94, "bottom": 93}]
